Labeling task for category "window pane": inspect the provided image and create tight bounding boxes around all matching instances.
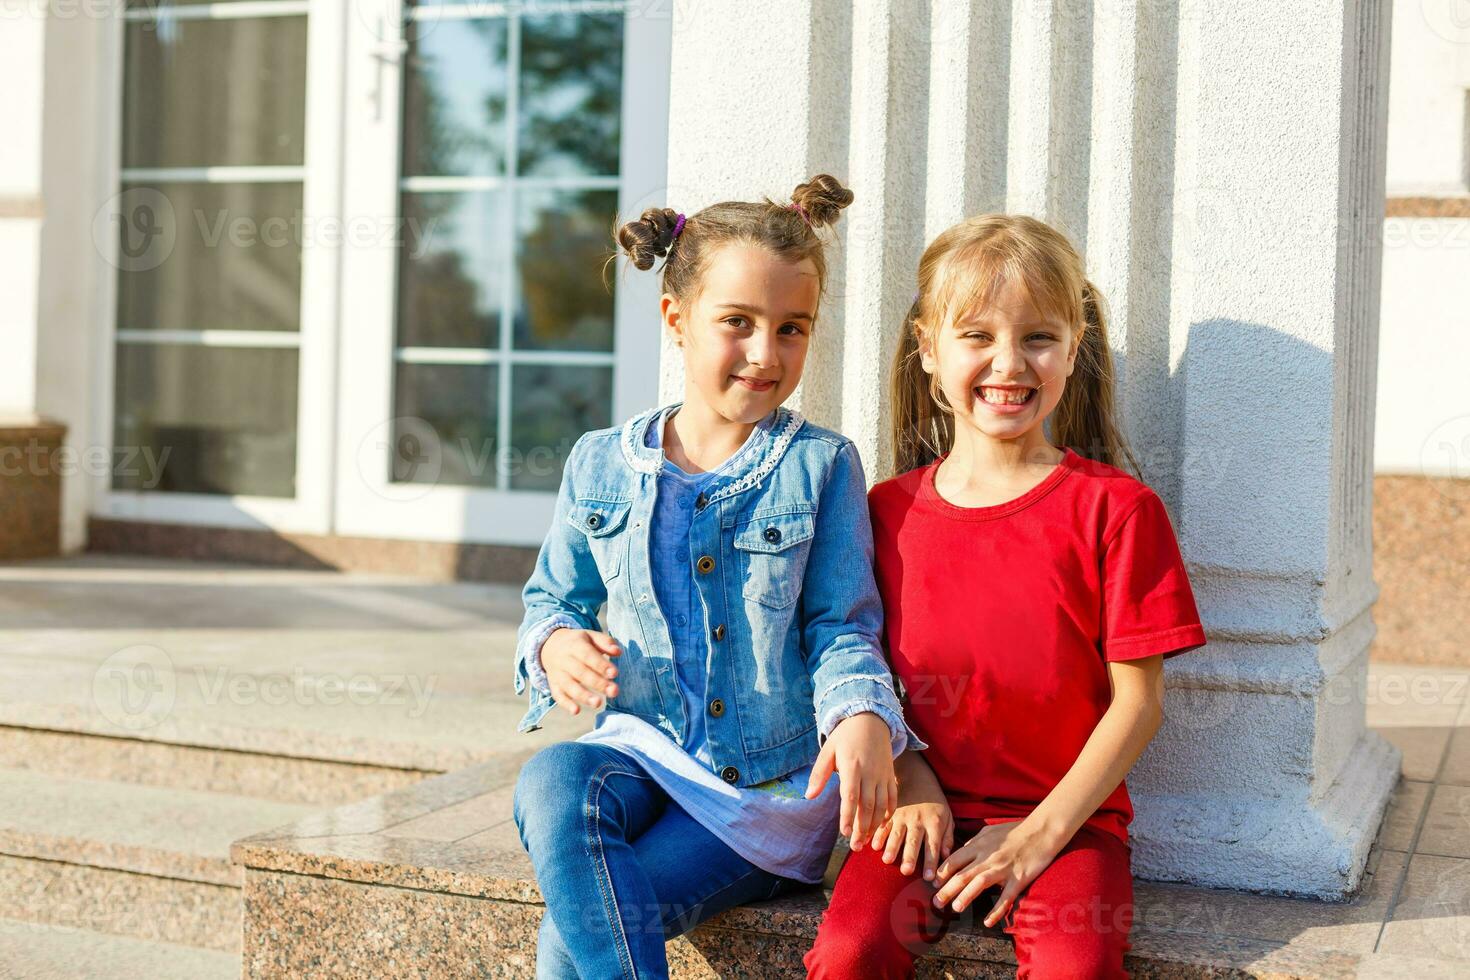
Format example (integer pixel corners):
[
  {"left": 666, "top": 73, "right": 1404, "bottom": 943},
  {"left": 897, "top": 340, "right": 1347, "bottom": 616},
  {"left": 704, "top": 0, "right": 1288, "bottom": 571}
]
[
  {"left": 509, "top": 364, "right": 611, "bottom": 491},
  {"left": 393, "top": 363, "right": 499, "bottom": 488},
  {"left": 401, "top": 17, "right": 509, "bottom": 177},
  {"left": 518, "top": 12, "right": 623, "bottom": 178},
  {"left": 123, "top": 16, "right": 308, "bottom": 169},
  {"left": 115, "top": 182, "right": 303, "bottom": 332},
  {"left": 113, "top": 345, "right": 298, "bottom": 497},
  {"left": 514, "top": 188, "right": 617, "bottom": 352},
  {"left": 396, "top": 190, "right": 506, "bottom": 349}
]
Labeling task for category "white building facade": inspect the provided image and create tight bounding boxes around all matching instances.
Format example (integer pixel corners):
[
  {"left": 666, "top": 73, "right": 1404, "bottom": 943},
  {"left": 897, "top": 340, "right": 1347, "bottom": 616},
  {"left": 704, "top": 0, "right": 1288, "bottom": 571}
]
[{"left": 2, "top": 0, "right": 1440, "bottom": 899}]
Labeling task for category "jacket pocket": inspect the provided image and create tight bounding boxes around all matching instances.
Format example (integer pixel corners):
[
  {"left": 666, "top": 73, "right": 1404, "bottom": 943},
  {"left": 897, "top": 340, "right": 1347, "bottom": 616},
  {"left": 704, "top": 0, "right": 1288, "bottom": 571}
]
[
  {"left": 732, "top": 510, "right": 815, "bottom": 609},
  {"left": 568, "top": 497, "right": 633, "bottom": 581}
]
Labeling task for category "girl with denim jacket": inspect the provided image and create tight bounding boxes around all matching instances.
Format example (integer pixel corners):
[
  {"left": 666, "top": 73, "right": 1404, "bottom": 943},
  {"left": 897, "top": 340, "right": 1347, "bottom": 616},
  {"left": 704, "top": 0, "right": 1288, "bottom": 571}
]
[{"left": 511, "top": 175, "right": 925, "bottom": 979}]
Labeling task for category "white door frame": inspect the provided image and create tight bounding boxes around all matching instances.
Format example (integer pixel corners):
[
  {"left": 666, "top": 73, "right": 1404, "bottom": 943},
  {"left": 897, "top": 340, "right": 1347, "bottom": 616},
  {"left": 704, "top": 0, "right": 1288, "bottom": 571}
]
[
  {"left": 332, "top": 0, "right": 670, "bottom": 547},
  {"left": 92, "top": 0, "right": 345, "bottom": 535},
  {"left": 91, "top": 0, "right": 669, "bottom": 547}
]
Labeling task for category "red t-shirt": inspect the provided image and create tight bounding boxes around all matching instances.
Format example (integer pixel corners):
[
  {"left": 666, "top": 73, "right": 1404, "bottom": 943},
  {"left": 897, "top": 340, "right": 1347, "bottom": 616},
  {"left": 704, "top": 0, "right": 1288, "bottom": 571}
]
[{"left": 868, "top": 449, "right": 1207, "bottom": 846}]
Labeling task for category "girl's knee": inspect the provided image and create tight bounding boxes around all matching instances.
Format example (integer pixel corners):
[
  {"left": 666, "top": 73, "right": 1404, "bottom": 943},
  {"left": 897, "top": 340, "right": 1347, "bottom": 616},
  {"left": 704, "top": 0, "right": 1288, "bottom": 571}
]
[
  {"left": 1017, "top": 931, "right": 1128, "bottom": 980},
  {"left": 513, "top": 742, "right": 596, "bottom": 831},
  {"left": 803, "top": 922, "right": 915, "bottom": 980}
]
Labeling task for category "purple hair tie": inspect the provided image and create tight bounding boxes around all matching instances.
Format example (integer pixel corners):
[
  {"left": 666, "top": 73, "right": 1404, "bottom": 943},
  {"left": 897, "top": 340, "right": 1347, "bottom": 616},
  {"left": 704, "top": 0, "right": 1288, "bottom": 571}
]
[
  {"left": 788, "top": 202, "right": 811, "bottom": 226},
  {"left": 671, "top": 213, "right": 687, "bottom": 240}
]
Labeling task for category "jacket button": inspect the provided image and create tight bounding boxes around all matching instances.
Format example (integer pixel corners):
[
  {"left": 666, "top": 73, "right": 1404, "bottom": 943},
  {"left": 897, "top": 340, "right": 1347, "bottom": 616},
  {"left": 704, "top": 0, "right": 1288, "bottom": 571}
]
[
  {"left": 720, "top": 766, "right": 739, "bottom": 783},
  {"left": 709, "top": 698, "right": 725, "bottom": 717},
  {"left": 586, "top": 513, "right": 603, "bottom": 529},
  {"left": 711, "top": 624, "right": 726, "bottom": 641},
  {"left": 696, "top": 555, "right": 715, "bottom": 574},
  {"left": 763, "top": 526, "right": 781, "bottom": 544}
]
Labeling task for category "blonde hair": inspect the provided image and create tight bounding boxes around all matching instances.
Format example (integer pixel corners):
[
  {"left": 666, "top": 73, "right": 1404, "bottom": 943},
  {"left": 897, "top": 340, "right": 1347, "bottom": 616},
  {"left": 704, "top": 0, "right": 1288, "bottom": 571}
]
[{"left": 890, "top": 213, "right": 1139, "bottom": 478}]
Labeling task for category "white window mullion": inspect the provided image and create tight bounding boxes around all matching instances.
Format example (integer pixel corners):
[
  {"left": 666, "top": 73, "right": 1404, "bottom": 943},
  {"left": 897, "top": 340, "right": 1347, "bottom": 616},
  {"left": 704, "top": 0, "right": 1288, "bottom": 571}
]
[
  {"left": 121, "top": 1, "right": 312, "bottom": 22},
  {"left": 496, "top": 11, "right": 523, "bottom": 490},
  {"left": 115, "top": 329, "right": 302, "bottom": 348},
  {"left": 119, "top": 166, "right": 307, "bottom": 184}
]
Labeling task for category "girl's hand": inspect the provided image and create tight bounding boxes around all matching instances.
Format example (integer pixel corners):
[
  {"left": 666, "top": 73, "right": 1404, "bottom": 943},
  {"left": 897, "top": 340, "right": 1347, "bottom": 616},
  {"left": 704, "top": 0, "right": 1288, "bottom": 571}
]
[
  {"left": 540, "top": 628, "right": 621, "bottom": 715},
  {"left": 804, "top": 712, "right": 897, "bottom": 850},
  {"left": 868, "top": 801, "right": 954, "bottom": 881},
  {"left": 932, "top": 820, "right": 1063, "bottom": 928}
]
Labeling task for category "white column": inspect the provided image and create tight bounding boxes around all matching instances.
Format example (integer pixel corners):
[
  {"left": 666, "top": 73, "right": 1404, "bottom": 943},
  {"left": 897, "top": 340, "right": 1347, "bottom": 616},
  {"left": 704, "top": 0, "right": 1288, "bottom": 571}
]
[
  {"left": 665, "top": 0, "right": 1396, "bottom": 897},
  {"left": 0, "top": 1, "right": 47, "bottom": 416},
  {"left": 1124, "top": 0, "right": 1397, "bottom": 897}
]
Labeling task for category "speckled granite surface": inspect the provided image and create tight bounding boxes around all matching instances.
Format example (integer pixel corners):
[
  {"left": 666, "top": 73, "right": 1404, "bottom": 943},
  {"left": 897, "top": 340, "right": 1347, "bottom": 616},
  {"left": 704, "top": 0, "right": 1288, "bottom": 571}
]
[
  {"left": 0, "top": 854, "right": 239, "bottom": 953},
  {"left": 0, "top": 416, "right": 65, "bottom": 561},
  {"left": 1373, "top": 475, "right": 1470, "bottom": 666},
  {"left": 231, "top": 751, "right": 1463, "bottom": 978}
]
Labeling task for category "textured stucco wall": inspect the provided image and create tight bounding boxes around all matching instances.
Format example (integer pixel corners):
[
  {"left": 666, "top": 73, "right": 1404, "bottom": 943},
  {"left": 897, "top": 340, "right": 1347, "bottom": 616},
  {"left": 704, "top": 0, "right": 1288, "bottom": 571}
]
[{"left": 665, "top": 0, "right": 1398, "bottom": 898}]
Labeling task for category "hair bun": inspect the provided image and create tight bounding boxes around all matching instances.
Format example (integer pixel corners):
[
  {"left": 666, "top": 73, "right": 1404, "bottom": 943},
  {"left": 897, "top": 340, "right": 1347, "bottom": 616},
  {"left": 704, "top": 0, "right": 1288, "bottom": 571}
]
[
  {"left": 616, "top": 207, "right": 682, "bottom": 270},
  {"left": 790, "top": 174, "right": 854, "bottom": 228}
]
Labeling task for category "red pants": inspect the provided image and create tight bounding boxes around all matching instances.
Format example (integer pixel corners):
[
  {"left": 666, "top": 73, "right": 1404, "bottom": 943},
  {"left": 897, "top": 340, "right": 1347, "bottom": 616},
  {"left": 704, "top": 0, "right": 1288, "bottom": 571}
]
[{"left": 804, "top": 822, "right": 1134, "bottom": 979}]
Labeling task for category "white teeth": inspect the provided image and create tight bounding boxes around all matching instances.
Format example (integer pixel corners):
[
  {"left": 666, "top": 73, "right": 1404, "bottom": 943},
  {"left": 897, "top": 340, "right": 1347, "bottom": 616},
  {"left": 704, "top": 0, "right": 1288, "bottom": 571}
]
[{"left": 978, "top": 387, "right": 1032, "bottom": 405}]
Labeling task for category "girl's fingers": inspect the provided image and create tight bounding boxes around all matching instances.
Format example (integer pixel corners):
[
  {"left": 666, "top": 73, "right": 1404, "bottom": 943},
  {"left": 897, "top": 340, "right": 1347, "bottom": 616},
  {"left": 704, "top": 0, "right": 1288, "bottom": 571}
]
[
  {"left": 933, "top": 863, "right": 977, "bottom": 906},
  {"left": 588, "top": 632, "right": 622, "bottom": 657},
  {"left": 880, "top": 820, "right": 905, "bottom": 864},
  {"left": 804, "top": 740, "right": 837, "bottom": 800},
  {"left": 951, "top": 870, "right": 996, "bottom": 914},
  {"left": 886, "top": 778, "right": 899, "bottom": 822},
  {"left": 869, "top": 820, "right": 887, "bottom": 854},
  {"left": 574, "top": 664, "right": 615, "bottom": 699},
  {"left": 853, "top": 775, "right": 877, "bottom": 848},
  {"left": 900, "top": 823, "right": 924, "bottom": 876},
  {"left": 922, "top": 825, "right": 941, "bottom": 881},
  {"left": 983, "top": 881, "right": 1020, "bottom": 929},
  {"left": 556, "top": 676, "right": 599, "bottom": 710},
  {"left": 576, "top": 646, "right": 618, "bottom": 679}
]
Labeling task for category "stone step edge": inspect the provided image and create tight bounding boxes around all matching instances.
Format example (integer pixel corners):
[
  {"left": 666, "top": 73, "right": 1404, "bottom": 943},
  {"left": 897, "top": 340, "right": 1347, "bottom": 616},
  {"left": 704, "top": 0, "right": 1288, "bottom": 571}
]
[
  {"left": 0, "top": 707, "right": 486, "bottom": 773},
  {"left": 0, "top": 915, "right": 238, "bottom": 980}
]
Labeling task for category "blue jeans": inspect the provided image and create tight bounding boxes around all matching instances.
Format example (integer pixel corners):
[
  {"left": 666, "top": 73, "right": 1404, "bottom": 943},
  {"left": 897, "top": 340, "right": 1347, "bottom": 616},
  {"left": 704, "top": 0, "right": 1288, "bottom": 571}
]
[{"left": 512, "top": 741, "right": 802, "bottom": 979}]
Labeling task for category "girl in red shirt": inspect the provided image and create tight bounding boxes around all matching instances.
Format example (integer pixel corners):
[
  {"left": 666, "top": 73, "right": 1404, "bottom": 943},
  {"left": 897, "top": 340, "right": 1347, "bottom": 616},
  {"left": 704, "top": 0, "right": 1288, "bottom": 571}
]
[{"left": 804, "top": 215, "right": 1207, "bottom": 979}]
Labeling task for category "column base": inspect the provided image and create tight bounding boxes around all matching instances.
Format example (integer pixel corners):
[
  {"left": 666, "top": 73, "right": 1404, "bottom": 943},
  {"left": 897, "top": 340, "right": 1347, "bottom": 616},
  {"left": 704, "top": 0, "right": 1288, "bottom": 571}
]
[{"left": 1129, "top": 730, "right": 1401, "bottom": 899}]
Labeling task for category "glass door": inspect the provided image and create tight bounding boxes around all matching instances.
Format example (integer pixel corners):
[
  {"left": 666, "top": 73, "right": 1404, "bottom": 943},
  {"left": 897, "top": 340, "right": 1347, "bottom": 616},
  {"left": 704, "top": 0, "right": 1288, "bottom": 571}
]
[
  {"left": 97, "top": 0, "right": 344, "bottom": 533},
  {"left": 335, "top": 0, "right": 669, "bottom": 545}
]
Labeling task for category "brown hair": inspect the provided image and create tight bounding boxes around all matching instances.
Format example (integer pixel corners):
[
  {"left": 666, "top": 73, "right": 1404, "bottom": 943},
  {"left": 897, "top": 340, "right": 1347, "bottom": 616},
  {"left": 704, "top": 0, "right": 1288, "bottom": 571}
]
[
  {"left": 614, "top": 175, "right": 854, "bottom": 316},
  {"left": 890, "top": 213, "right": 1139, "bottom": 478}
]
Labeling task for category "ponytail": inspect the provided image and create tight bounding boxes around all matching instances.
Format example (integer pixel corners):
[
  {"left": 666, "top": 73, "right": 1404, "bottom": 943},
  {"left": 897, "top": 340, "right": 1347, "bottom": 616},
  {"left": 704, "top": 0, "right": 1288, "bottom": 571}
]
[
  {"left": 1051, "top": 280, "right": 1140, "bottom": 475},
  {"left": 890, "top": 298, "right": 950, "bottom": 477}
]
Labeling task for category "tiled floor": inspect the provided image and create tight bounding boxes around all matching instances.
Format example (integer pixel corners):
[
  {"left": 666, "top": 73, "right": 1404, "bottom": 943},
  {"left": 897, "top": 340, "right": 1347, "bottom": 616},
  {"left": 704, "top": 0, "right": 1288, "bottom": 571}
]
[{"left": 1362, "top": 662, "right": 1470, "bottom": 964}]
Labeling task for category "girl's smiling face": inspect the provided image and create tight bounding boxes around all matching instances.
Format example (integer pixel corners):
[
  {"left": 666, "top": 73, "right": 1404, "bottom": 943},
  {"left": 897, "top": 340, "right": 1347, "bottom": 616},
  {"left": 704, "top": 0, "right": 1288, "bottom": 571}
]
[
  {"left": 663, "top": 242, "right": 819, "bottom": 423},
  {"left": 919, "top": 275, "right": 1080, "bottom": 444}
]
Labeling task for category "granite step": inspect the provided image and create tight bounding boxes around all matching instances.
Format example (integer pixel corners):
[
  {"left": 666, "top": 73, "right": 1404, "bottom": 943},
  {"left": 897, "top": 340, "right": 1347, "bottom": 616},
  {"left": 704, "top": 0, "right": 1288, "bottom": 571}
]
[
  {"left": 0, "top": 725, "right": 429, "bottom": 807},
  {"left": 232, "top": 762, "right": 1452, "bottom": 979},
  {"left": 0, "top": 917, "right": 237, "bottom": 980},
  {"left": 0, "top": 767, "right": 318, "bottom": 951}
]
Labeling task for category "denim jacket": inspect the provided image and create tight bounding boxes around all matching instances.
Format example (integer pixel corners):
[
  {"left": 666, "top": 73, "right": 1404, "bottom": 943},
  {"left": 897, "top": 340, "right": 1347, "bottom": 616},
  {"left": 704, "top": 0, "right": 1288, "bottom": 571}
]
[{"left": 513, "top": 403, "right": 926, "bottom": 789}]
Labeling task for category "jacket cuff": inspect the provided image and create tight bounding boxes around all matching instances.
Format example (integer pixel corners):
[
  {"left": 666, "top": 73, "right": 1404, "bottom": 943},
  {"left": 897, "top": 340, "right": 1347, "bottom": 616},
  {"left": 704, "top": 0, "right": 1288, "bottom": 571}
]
[
  {"left": 814, "top": 674, "right": 930, "bottom": 754},
  {"left": 522, "top": 614, "right": 579, "bottom": 694}
]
